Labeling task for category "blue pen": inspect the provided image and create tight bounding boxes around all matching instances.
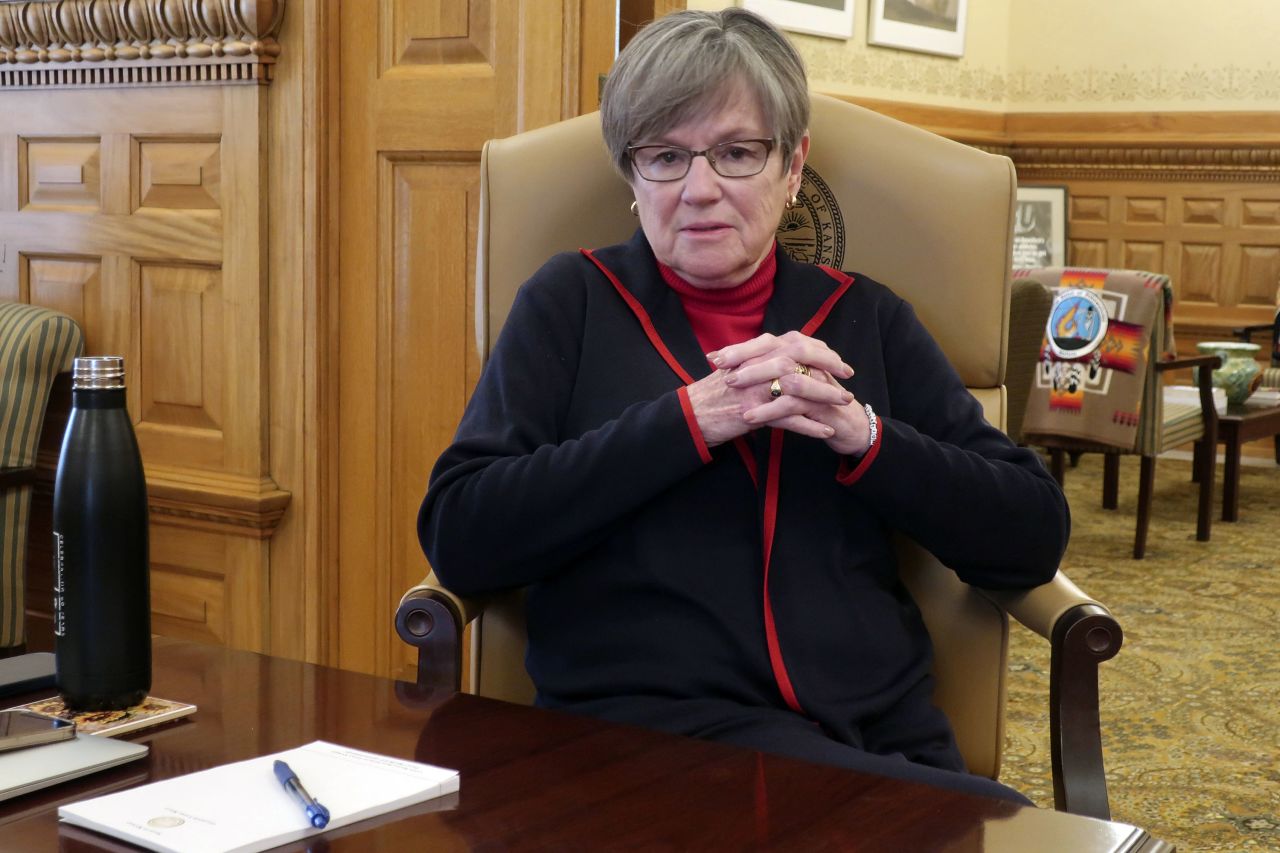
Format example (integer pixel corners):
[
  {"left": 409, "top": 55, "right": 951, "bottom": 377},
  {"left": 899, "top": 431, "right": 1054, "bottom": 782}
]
[{"left": 273, "top": 759, "right": 331, "bottom": 829}]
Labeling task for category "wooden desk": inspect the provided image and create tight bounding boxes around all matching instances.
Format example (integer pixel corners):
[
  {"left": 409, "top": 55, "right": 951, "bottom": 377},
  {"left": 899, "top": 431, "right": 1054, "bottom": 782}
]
[
  {"left": 1211, "top": 402, "right": 1280, "bottom": 521},
  {"left": 1, "top": 640, "right": 1172, "bottom": 851}
]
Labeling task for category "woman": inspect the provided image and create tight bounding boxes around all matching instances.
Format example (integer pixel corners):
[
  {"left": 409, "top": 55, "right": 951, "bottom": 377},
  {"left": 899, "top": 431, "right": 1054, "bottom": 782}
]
[{"left": 419, "top": 9, "right": 1068, "bottom": 803}]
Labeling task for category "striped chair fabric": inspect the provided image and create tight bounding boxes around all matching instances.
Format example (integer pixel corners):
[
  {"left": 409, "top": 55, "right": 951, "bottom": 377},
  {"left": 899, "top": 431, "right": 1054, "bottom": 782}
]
[{"left": 1, "top": 301, "right": 84, "bottom": 648}]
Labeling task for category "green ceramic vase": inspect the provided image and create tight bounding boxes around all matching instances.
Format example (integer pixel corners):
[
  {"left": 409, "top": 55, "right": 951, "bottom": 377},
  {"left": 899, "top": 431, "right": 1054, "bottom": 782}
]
[{"left": 1194, "top": 341, "right": 1263, "bottom": 404}]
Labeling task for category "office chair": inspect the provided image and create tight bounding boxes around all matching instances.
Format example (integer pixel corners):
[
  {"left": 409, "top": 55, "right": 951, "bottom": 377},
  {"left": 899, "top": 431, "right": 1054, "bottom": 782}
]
[
  {"left": 397, "top": 95, "right": 1123, "bottom": 819},
  {"left": 1, "top": 301, "right": 84, "bottom": 652}
]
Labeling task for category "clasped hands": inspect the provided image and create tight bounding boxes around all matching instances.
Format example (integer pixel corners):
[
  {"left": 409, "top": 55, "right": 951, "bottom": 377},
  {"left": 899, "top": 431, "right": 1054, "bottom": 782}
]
[{"left": 686, "top": 331, "right": 872, "bottom": 456}]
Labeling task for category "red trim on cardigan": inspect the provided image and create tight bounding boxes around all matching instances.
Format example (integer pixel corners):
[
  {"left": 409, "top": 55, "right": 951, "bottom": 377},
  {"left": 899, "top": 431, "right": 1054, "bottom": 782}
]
[
  {"left": 835, "top": 415, "right": 882, "bottom": 485},
  {"left": 582, "top": 249, "right": 760, "bottom": 483},
  {"left": 583, "top": 250, "right": 694, "bottom": 384},
  {"left": 802, "top": 267, "right": 855, "bottom": 336},
  {"left": 761, "top": 427, "right": 804, "bottom": 715},
  {"left": 677, "top": 386, "right": 712, "bottom": 465}
]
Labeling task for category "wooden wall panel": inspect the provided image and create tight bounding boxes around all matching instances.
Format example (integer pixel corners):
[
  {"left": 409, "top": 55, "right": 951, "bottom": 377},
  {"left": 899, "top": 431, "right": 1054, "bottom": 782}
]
[
  {"left": 1122, "top": 241, "right": 1162, "bottom": 274},
  {"left": 1240, "top": 246, "right": 1280, "bottom": 306},
  {"left": 22, "top": 255, "right": 98, "bottom": 342},
  {"left": 139, "top": 262, "right": 224, "bottom": 431},
  {"left": 1, "top": 3, "right": 291, "bottom": 657},
  {"left": 137, "top": 141, "right": 222, "bottom": 211},
  {"left": 22, "top": 138, "right": 101, "bottom": 210},
  {"left": 151, "top": 526, "right": 230, "bottom": 645},
  {"left": 1048, "top": 180, "right": 1280, "bottom": 338}
]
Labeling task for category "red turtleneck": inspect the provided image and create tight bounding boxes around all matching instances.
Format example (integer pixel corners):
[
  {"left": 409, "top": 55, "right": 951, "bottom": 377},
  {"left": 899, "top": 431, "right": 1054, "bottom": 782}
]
[{"left": 659, "top": 248, "right": 776, "bottom": 358}]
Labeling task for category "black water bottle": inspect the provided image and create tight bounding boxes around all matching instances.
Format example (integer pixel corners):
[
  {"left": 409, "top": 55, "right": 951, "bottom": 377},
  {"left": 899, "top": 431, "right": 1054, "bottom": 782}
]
[{"left": 53, "top": 356, "right": 151, "bottom": 710}]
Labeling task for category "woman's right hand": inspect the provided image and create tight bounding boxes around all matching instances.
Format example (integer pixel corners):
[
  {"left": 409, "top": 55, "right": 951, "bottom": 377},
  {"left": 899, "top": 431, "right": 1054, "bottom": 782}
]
[
  {"left": 684, "top": 368, "right": 776, "bottom": 446},
  {"left": 686, "top": 332, "right": 856, "bottom": 447}
]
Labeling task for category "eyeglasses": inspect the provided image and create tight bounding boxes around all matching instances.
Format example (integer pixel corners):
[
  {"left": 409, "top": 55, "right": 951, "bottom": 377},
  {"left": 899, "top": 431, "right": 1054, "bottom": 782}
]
[{"left": 626, "top": 138, "right": 775, "bottom": 182}]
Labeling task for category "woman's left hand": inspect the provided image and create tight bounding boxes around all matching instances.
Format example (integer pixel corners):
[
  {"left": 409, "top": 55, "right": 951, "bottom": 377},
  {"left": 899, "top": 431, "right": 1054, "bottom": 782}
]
[{"left": 709, "top": 331, "right": 873, "bottom": 457}]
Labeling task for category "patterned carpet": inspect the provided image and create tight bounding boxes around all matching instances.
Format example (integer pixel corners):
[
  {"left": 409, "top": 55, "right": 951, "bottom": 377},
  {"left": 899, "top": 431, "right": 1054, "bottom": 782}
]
[{"left": 999, "top": 451, "right": 1280, "bottom": 852}]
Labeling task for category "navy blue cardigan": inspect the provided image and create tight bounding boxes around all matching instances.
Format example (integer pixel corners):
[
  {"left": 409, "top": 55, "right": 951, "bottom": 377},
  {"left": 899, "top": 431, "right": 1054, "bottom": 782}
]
[{"left": 420, "top": 231, "right": 1068, "bottom": 745}]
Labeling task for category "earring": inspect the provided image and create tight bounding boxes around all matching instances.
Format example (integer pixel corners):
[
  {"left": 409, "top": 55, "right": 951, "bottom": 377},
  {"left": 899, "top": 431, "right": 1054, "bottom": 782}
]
[
  {"left": 784, "top": 194, "right": 798, "bottom": 210},
  {"left": 630, "top": 201, "right": 639, "bottom": 216}
]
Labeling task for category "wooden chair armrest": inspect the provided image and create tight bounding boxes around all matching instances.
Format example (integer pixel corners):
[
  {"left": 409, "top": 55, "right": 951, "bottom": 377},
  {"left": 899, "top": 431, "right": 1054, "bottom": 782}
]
[
  {"left": 1232, "top": 323, "right": 1276, "bottom": 342},
  {"left": 1156, "top": 354, "right": 1222, "bottom": 430},
  {"left": 0, "top": 466, "right": 38, "bottom": 489},
  {"left": 1154, "top": 353, "right": 1220, "bottom": 373},
  {"left": 395, "top": 574, "right": 489, "bottom": 692},
  {"left": 984, "top": 572, "right": 1123, "bottom": 820}
]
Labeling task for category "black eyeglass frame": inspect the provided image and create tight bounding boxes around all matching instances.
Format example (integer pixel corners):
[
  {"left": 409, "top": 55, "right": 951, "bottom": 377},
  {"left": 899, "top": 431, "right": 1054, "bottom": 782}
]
[{"left": 625, "top": 138, "right": 777, "bottom": 182}]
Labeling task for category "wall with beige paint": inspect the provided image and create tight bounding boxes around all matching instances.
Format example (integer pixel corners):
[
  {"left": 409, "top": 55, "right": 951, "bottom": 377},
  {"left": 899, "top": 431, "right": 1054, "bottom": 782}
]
[
  {"left": 686, "top": 0, "right": 1280, "bottom": 112},
  {"left": 1006, "top": 0, "right": 1280, "bottom": 112}
]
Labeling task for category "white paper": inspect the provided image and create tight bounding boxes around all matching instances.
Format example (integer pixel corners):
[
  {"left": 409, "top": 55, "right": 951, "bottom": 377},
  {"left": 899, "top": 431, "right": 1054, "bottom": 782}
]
[{"left": 58, "top": 740, "right": 459, "bottom": 853}]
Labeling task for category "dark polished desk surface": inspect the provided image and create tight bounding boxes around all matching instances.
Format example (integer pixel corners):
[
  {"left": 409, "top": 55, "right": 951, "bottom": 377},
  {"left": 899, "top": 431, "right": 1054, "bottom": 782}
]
[{"left": 2, "top": 640, "right": 1172, "bottom": 852}]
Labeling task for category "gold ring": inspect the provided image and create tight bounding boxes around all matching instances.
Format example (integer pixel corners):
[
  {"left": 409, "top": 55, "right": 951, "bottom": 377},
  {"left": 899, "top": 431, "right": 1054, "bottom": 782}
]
[
  {"left": 769, "top": 378, "right": 783, "bottom": 398},
  {"left": 794, "top": 364, "right": 811, "bottom": 377}
]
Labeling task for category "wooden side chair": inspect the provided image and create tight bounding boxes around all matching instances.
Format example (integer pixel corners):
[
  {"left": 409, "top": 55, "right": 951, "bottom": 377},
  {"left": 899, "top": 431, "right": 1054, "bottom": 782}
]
[
  {"left": 1, "top": 301, "right": 84, "bottom": 653},
  {"left": 398, "top": 95, "right": 1124, "bottom": 819},
  {"left": 1016, "top": 269, "right": 1222, "bottom": 559},
  {"left": 1007, "top": 278, "right": 1056, "bottom": 444}
]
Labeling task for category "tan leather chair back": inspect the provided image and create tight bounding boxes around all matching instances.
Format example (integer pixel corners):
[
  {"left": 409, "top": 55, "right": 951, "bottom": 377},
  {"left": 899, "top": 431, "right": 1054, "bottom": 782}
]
[{"left": 469, "top": 94, "right": 1017, "bottom": 780}]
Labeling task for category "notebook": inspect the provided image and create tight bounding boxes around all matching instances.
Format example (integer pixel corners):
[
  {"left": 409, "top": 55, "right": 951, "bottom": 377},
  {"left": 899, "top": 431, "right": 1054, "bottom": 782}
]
[
  {"left": 0, "top": 733, "right": 149, "bottom": 801},
  {"left": 58, "top": 740, "right": 460, "bottom": 853}
]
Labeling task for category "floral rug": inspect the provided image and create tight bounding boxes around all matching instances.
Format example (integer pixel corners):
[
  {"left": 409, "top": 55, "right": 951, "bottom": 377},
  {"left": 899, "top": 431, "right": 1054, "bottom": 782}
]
[{"left": 999, "top": 452, "right": 1280, "bottom": 852}]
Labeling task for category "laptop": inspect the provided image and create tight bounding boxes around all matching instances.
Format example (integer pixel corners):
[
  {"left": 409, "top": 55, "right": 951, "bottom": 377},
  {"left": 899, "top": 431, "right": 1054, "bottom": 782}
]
[{"left": 1, "top": 733, "right": 148, "bottom": 801}]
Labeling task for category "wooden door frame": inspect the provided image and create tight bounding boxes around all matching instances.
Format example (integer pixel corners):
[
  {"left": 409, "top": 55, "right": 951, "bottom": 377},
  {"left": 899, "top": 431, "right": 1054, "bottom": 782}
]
[
  {"left": 265, "top": 0, "right": 343, "bottom": 666},
  {"left": 314, "top": 1, "right": 681, "bottom": 673}
]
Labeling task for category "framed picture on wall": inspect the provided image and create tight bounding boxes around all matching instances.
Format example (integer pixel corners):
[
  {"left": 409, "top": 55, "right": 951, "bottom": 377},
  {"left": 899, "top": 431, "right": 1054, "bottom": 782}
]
[
  {"left": 743, "top": 0, "right": 856, "bottom": 40},
  {"left": 1013, "top": 186, "right": 1068, "bottom": 270},
  {"left": 867, "top": 0, "right": 967, "bottom": 57}
]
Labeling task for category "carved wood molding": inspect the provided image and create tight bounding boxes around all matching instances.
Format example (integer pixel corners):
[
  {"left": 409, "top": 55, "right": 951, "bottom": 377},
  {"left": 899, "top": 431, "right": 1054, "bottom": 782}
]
[
  {"left": 0, "top": 0, "right": 284, "bottom": 89},
  {"left": 834, "top": 95, "right": 1280, "bottom": 183},
  {"left": 146, "top": 464, "right": 292, "bottom": 539},
  {"left": 1004, "top": 145, "right": 1280, "bottom": 183},
  {"left": 32, "top": 453, "right": 292, "bottom": 539}
]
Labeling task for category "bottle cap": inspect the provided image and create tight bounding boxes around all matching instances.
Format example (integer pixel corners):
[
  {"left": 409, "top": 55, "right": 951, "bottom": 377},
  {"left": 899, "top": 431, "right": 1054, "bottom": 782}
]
[{"left": 72, "top": 356, "right": 127, "bottom": 390}]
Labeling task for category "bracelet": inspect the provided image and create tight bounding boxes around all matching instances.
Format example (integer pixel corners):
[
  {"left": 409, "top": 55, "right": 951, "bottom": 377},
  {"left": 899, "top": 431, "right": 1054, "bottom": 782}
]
[{"left": 864, "top": 403, "right": 877, "bottom": 453}]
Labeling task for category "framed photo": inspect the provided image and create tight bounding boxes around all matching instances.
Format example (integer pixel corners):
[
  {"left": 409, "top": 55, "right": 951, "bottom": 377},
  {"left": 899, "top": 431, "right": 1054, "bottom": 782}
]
[
  {"left": 743, "top": 0, "right": 856, "bottom": 40},
  {"left": 867, "top": 0, "right": 967, "bottom": 57},
  {"left": 1013, "top": 186, "right": 1068, "bottom": 270}
]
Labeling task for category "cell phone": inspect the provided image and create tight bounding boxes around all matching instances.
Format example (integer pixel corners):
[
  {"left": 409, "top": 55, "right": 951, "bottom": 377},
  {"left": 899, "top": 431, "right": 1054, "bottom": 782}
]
[{"left": 0, "top": 709, "right": 76, "bottom": 752}]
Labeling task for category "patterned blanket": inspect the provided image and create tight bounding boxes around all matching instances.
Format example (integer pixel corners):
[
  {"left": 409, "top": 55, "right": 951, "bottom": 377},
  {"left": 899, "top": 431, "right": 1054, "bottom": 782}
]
[{"left": 1019, "top": 268, "right": 1174, "bottom": 451}]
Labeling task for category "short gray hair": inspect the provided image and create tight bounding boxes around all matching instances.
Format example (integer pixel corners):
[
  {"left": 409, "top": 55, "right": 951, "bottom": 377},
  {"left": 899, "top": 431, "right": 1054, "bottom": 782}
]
[{"left": 601, "top": 8, "right": 809, "bottom": 181}]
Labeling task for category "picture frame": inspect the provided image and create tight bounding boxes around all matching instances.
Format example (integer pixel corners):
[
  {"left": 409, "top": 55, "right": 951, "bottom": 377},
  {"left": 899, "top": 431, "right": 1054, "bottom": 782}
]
[
  {"left": 743, "top": 0, "right": 856, "bottom": 40},
  {"left": 867, "top": 0, "right": 967, "bottom": 58},
  {"left": 1013, "top": 186, "right": 1069, "bottom": 270}
]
